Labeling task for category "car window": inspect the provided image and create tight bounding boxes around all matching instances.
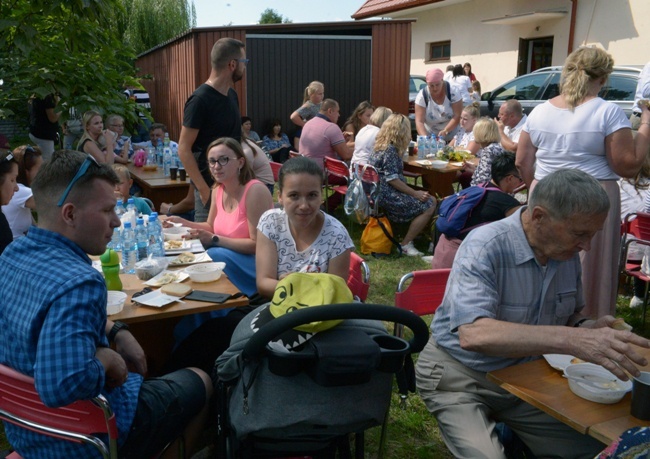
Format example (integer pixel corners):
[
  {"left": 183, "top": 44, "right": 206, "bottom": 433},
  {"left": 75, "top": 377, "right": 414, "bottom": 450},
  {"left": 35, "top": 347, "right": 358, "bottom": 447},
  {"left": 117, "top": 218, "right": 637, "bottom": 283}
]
[
  {"left": 541, "top": 73, "right": 561, "bottom": 100},
  {"left": 600, "top": 75, "right": 637, "bottom": 101},
  {"left": 410, "top": 76, "right": 426, "bottom": 93},
  {"left": 491, "top": 73, "right": 550, "bottom": 101}
]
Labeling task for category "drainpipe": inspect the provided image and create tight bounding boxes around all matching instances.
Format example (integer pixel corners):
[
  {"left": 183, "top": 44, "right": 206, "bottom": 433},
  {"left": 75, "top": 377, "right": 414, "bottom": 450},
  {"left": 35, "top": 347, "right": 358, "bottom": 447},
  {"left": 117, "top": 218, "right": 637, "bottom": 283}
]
[{"left": 567, "top": 0, "right": 578, "bottom": 54}]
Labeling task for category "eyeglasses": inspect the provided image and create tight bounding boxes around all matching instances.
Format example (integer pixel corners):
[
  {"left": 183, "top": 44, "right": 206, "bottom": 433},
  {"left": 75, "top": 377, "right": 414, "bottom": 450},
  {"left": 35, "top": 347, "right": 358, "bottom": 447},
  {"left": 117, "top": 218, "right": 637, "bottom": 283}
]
[
  {"left": 208, "top": 156, "right": 234, "bottom": 168},
  {"left": 235, "top": 58, "right": 249, "bottom": 65},
  {"left": 509, "top": 173, "right": 523, "bottom": 182},
  {"left": 57, "top": 155, "right": 100, "bottom": 207}
]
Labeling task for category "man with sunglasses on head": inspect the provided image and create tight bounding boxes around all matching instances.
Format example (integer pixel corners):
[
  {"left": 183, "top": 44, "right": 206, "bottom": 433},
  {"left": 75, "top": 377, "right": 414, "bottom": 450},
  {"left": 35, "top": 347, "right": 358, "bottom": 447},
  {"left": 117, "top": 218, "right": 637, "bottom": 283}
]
[
  {"left": 0, "top": 150, "right": 212, "bottom": 458},
  {"left": 178, "top": 37, "right": 247, "bottom": 222}
]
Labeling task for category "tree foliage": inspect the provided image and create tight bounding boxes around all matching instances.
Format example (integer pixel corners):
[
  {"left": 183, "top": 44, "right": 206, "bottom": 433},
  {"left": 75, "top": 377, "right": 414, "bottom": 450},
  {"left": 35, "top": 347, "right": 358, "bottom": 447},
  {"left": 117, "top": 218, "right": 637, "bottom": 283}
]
[
  {"left": 0, "top": 0, "right": 195, "bottom": 130},
  {"left": 117, "top": 0, "right": 196, "bottom": 55},
  {"left": 258, "top": 8, "right": 292, "bottom": 24}
]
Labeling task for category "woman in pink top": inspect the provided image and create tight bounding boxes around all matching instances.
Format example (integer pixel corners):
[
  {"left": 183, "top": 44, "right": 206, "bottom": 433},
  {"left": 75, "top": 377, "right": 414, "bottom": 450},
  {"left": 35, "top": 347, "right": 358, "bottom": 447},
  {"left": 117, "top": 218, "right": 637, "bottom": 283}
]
[{"left": 165, "top": 137, "right": 274, "bottom": 373}]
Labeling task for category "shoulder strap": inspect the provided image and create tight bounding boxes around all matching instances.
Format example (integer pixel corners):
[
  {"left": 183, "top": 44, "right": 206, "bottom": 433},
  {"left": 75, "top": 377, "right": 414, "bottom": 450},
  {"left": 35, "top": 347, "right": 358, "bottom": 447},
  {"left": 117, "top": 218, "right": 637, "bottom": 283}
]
[
  {"left": 445, "top": 81, "right": 451, "bottom": 101},
  {"left": 422, "top": 87, "right": 429, "bottom": 108},
  {"left": 374, "top": 216, "right": 403, "bottom": 255}
]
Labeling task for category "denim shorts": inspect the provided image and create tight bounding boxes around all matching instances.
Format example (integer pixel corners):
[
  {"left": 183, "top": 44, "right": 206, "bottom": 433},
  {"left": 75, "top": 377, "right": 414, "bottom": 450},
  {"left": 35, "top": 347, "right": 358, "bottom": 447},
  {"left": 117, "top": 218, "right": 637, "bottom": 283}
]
[{"left": 119, "top": 369, "right": 206, "bottom": 458}]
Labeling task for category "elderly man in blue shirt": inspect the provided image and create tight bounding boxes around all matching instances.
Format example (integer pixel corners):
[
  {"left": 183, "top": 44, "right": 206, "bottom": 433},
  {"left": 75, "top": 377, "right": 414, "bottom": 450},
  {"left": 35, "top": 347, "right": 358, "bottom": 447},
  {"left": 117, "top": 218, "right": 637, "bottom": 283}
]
[
  {"left": 416, "top": 169, "right": 650, "bottom": 458},
  {"left": 0, "top": 150, "right": 212, "bottom": 458}
]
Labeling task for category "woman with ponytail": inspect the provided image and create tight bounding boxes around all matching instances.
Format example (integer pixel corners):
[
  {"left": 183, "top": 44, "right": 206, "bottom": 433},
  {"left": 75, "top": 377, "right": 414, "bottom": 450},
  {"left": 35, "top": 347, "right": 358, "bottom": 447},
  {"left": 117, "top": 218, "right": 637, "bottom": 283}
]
[{"left": 516, "top": 46, "right": 650, "bottom": 318}]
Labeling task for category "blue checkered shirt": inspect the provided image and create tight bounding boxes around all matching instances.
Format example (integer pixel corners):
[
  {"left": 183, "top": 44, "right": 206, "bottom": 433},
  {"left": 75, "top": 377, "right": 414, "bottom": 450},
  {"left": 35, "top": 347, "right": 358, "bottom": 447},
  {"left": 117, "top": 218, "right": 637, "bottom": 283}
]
[{"left": 0, "top": 227, "right": 142, "bottom": 458}]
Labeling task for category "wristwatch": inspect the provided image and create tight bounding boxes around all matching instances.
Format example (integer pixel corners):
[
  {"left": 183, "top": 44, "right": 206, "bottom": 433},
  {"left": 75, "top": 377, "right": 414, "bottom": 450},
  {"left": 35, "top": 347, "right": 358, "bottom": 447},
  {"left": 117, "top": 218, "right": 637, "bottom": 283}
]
[
  {"left": 211, "top": 235, "right": 220, "bottom": 247},
  {"left": 108, "top": 321, "right": 129, "bottom": 343}
]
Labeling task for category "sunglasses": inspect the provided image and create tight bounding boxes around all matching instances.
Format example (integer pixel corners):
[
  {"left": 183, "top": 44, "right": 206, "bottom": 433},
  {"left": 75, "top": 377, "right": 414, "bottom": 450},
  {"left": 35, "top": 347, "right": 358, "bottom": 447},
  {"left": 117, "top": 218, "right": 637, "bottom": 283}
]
[{"left": 57, "top": 155, "right": 100, "bottom": 207}]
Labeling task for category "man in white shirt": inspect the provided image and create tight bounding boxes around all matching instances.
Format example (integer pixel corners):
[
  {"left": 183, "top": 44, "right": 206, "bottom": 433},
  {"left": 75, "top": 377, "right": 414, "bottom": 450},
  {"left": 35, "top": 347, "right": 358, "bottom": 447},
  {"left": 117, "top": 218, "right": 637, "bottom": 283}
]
[
  {"left": 631, "top": 62, "right": 650, "bottom": 130},
  {"left": 496, "top": 100, "right": 527, "bottom": 152}
]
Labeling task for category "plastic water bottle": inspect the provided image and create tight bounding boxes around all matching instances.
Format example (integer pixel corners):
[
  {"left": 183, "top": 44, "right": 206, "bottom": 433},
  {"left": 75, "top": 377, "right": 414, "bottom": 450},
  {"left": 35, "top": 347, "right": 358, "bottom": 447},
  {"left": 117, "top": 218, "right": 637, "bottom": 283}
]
[
  {"left": 146, "top": 213, "right": 165, "bottom": 258},
  {"left": 126, "top": 197, "right": 136, "bottom": 215},
  {"left": 171, "top": 143, "right": 179, "bottom": 168},
  {"left": 417, "top": 135, "right": 426, "bottom": 160},
  {"left": 121, "top": 221, "right": 137, "bottom": 274},
  {"left": 163, "top": 146, "right": 172, "bottom": 177},
  {"left": 135, "top": 218, "right": 148, "bottom": 261},
  {"left": 156, "top": 143, "right": 163, "bottom": 168},
  {"left": 108, "top": 201, "right": 126, "bottom": 251}
]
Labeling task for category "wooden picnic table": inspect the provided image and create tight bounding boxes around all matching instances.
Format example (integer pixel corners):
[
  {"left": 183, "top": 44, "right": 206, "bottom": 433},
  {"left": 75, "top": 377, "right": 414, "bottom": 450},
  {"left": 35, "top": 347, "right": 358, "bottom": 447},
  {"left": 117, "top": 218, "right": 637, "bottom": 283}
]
[
  {"left": 487, "top": 347, "right": 650, "bottom": 444},
  {"left": 127, "top": 163, "right": 189, "bottom": 211},
  {"left": 402, "top": 154, "right": 477, "bottom": 198}
]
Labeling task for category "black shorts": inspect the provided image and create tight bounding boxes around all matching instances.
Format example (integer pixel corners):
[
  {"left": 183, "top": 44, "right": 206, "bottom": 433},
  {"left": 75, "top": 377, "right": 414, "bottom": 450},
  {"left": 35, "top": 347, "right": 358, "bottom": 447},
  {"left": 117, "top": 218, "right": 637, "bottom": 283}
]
[{"left": 119, "top": 369, "right": 206, "bottom": 458}]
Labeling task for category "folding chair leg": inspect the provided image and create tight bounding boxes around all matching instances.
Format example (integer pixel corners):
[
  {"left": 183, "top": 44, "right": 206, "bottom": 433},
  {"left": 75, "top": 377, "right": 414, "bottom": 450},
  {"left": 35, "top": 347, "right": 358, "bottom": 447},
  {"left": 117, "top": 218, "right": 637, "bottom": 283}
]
[
  {"left": 377, "top": 407, "right": 390, "bottom": 459},
  {"left": 354, "top": 431, "right": 364, "bottom": 459},
  {"left": 643, "top": 281, "right": 649, "bottom": 330}
]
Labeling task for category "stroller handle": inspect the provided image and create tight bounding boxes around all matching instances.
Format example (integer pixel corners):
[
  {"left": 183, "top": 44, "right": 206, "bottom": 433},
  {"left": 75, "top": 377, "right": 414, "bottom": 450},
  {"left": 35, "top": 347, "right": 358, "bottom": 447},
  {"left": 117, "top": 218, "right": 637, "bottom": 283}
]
[{"left": 242, "top": 303, "right": 429, "bottom": 362}]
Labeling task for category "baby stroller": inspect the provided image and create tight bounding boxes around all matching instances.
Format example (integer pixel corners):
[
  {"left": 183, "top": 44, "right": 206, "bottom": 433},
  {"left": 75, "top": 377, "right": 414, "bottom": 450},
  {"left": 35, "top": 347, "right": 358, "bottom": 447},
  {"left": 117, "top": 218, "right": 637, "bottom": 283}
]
[{"left": 215, "top": 303, "right": 429, "bottom": 458}]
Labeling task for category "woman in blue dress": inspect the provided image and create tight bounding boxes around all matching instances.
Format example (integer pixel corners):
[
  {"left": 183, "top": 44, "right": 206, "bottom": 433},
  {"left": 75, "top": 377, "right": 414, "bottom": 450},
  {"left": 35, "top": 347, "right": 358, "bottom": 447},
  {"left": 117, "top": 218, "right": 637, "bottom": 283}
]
[{"left": 369, "top": 114, "right": 435, "bottom": 256}]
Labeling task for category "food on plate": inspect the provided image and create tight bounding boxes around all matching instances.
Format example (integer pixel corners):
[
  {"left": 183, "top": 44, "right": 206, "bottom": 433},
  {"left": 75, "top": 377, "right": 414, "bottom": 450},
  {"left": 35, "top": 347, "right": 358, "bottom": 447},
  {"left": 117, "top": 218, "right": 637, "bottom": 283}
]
[
  {"left": 164, "top": 240, "right": 185, "bottom": 250},
  {"left": 147, "top": 271, "right": 178, "bottom": 287},
  {"left": 170, "top": 252, "right": 195, "bottom": 265},
  {"left": 612, "top": 318, "right": 633, "bottom": 331},
  {"left": 570, "top": 357, "right": 586, "bottom": 365},
  {"left": 435, "top": 146, "right": 472, "bottom": 162},
  {"left": 161, "top": 283, "right": 192, "bottom": 297}
]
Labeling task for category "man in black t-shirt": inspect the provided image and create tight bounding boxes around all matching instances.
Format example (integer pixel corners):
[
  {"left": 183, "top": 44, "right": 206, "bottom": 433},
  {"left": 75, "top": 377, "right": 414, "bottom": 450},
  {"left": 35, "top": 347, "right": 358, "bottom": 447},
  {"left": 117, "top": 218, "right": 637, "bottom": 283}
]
[
  {"left": 432, "top": 152, "right": 522, "bottom": 268},
  {"left": 178, "top": 38, "right": 246, "bottom": 222},
  {"left": 28, "top": 93, "right": 60, "bottom": 161}
]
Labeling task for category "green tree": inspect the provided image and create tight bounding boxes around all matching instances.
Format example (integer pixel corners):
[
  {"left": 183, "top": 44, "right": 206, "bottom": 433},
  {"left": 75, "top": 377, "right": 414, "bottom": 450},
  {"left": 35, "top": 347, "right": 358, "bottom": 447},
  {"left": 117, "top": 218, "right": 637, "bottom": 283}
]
[
  {"left": 258, "top": 8, "right": 292, "bottom": 24},
  {"left": 118, "top": 0, "right": 196, "bottom": 55},
  {"left": 0, "top": 0, "right": 195, "bottom": 130}
]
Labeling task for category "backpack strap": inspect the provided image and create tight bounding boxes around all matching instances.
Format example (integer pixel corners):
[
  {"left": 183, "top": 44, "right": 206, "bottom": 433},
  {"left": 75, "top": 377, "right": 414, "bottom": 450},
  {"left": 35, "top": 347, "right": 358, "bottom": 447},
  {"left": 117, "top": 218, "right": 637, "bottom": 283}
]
[
  {"left": 422, "top": 87, "right": 429, "bottom": 108},
  {"left": 445, "top": 81, "right": 451, "bottom": 101}
]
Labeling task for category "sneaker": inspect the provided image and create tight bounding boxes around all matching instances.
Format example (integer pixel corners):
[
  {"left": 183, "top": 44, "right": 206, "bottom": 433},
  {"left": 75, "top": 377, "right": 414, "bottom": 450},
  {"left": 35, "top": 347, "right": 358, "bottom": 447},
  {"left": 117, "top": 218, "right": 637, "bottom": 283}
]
[
  {"left": 421, "top": 255, "right": 434, "bottom": 264},
  {"left": 630, "top": 296, "right": 645, "bottom": 308},
  {"left": 401, "top": 242, "right": 423, "bottom": 256}
]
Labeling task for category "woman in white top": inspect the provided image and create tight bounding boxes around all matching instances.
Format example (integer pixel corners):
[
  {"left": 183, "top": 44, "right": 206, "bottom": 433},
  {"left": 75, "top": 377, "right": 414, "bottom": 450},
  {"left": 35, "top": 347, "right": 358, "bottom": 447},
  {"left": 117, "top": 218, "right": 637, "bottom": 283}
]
[
  {"left": 350, "top": 106, "right": 393, "bottom": 166},
  {"left": 414, "top": 68, "right": 463, "bottom": 142},
  {"left": 517, "top": 47, "right": 650, "bottom": 318},
  {"left": 450, "top": 64, "right": 473, "bottom": 107},
  {"left": 450, "top": 102, "right": 481, "bottom": 188},
  {"left": 2, "top": 145, "right": 43, "bottom": 239},
  {"left": 256, "top": 156, "right": 354, "bottom": 299}
]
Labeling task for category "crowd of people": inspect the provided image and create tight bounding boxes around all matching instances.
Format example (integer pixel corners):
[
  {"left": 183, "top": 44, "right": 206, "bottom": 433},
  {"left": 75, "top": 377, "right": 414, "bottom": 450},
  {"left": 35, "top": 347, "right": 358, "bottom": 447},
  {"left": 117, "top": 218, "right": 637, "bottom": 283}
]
[{"left": 2, "top": 37, "right": 650, "bottom": 458}]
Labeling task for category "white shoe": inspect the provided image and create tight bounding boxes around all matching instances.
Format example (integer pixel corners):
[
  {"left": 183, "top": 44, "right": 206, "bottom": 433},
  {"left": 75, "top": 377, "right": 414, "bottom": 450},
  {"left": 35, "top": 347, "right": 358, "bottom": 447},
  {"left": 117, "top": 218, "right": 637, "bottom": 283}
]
[
  {"left": 630, "top": 296, "right": 645, "bottom": 308},
  {"left": 401, "top": 242, "right": 423, "bottom": 256},
  {"left": 421, "top": 255, "right": 434, "bottom": 264}
]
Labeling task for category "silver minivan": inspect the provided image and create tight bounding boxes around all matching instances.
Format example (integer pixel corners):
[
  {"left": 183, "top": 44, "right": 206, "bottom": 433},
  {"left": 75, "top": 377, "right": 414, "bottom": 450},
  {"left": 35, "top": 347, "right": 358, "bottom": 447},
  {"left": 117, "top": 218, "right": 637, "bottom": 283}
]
[{"left": 480, "top": 66, "right": 641, "bottom": 118}]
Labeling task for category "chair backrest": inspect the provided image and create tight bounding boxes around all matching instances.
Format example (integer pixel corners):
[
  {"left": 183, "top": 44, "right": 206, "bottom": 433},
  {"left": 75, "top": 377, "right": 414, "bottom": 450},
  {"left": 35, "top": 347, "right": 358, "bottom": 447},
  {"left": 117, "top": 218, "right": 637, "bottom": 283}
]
[
  {"left": 630, "top": 212, "right": 650, "bottom": 241},
  {"left": 269, "top": 161, "right": 282, "bottom": 182},
  {"left": 395, "top": 269, "right": 451, "bottom": 317},
  {"left": 324, "top": 157, "right": 350, "bottom": 182},
  {"left": 347, "top": 252, "right": 370, "bottom": 301},
  {"left": 0, "top": 364, "right": 118, "bottom": 459}
]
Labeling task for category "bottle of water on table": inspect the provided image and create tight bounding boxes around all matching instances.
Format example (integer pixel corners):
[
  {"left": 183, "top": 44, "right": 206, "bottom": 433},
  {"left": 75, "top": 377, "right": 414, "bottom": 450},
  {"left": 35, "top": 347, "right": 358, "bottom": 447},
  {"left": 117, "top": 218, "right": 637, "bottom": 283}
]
[
  {"left": 121, "top": 221, "right": 137, "bottom": 274},
  {"left": 135, "top": 217, "right": 148, "bottom": 261},
  {"left": 108, "top": 201, "right": 126, "bottom": 251},
  {"left": 417, "top": 135, "right": 426, "bottom": 159},
  {"left": 146, "top": 213, "right": 165, "bottom": 258}
]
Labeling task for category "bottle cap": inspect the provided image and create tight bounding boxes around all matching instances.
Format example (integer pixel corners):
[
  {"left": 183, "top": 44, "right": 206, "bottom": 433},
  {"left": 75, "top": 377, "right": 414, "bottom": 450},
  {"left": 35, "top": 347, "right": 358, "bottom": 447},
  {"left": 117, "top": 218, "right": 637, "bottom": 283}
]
[{"left": 100, "top": 248, "right": 120, "bottom": 266}]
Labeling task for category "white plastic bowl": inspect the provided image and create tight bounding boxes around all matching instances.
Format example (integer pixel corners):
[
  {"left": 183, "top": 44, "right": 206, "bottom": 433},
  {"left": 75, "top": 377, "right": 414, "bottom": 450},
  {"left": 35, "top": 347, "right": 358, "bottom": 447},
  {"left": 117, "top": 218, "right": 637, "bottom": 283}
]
[
  {"left": 563, "top": 363, "right": 632, "bottom": 404},
  {"left": 106, "top": 291, "right": 127, "bottom": 315},
  {"left": 163, "top": 226, "right": 189, "bottom": 241},
  {"left": 185, "top": 262, "right": 225, "bottom": 283},
  {"left": 429, "top": 159, "right": 449, "bottom": 169}
]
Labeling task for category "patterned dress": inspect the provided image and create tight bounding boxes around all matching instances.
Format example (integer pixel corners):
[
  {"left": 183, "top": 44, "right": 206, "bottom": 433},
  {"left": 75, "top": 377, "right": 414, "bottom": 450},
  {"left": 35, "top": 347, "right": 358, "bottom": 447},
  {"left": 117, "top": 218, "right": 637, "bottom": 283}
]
[
  {"left": 470, "top": 142, "right": 505, "bottom": 186},
  {"left": 369, "top": 144, "right": 434, "bottom": 223}
]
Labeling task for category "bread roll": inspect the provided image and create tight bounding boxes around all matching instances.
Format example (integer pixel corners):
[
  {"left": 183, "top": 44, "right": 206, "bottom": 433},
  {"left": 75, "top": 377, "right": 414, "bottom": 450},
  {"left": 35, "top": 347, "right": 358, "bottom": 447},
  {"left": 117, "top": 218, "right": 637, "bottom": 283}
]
[{"left": 161, "top": 283, "right": 192, "bottom": 297}]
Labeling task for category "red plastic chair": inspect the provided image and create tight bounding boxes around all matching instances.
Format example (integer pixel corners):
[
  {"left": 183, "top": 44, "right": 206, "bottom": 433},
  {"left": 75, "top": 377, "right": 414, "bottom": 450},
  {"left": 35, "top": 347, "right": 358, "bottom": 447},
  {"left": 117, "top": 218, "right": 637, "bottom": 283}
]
[
  {"left": 347, "top": 252, "right": 370, "bottom": 302},
  {"left": 393, "top": 268, "right": 451, "bottom": 337},
  {"left": 619, "top": 212, "right": 650, "bottom": 325},
  {"left": 269, "top": 161, "right": 282, "bottom": 183},
  {"left": 323, "top": 157, "right": 350, "bottom": 212},
  {"left": 0, "top": 364, "right": 118, "bottom": 459}
]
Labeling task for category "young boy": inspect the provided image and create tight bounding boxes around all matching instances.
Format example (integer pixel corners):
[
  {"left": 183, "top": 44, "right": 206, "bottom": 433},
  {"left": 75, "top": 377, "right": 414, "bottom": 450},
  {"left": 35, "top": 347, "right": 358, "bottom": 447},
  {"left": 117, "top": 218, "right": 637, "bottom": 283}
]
[{"left": 112, "top": 164, "right": 153, "bottom": 215}]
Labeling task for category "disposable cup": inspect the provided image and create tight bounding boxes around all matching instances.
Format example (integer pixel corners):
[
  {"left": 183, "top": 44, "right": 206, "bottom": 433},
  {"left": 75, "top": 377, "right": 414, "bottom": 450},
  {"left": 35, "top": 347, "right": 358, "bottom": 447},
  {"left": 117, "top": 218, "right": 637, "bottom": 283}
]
[
  {"left": 170, "top": 167, "right": 178, "bottom": 180},
  {"left": 179, "top": 168, "right": 186, "bottom": 181},
  {"left": 631, "top": 371, "right": 650, "bottom": 420}
]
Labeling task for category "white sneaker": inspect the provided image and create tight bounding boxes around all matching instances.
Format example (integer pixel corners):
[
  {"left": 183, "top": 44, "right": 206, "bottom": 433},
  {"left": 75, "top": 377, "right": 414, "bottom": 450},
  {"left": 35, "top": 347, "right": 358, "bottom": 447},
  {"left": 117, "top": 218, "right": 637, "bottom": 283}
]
[
  {"left": 421, "top": 255, "right": 434, "bottom": 264},
  {"left": 630, "top": 296, "right": 645, "bottom": 308},
  {"left": 401, "top": 242, "right": 423, "bottom": 256}
]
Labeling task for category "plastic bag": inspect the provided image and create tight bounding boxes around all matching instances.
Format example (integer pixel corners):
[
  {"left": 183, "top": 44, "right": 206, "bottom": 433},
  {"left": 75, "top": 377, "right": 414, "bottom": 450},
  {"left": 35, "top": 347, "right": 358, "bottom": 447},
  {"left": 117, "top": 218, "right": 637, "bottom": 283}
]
[{"left": 344, "top": 167, "right": 370, "bottom": 224}]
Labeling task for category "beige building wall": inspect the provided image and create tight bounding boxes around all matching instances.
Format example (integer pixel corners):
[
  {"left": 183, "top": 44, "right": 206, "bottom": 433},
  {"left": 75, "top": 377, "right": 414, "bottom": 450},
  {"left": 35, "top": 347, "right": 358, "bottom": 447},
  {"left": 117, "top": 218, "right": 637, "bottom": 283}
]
[{"left": 388, "top": 0, "right": 650, "bottom": 94}]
